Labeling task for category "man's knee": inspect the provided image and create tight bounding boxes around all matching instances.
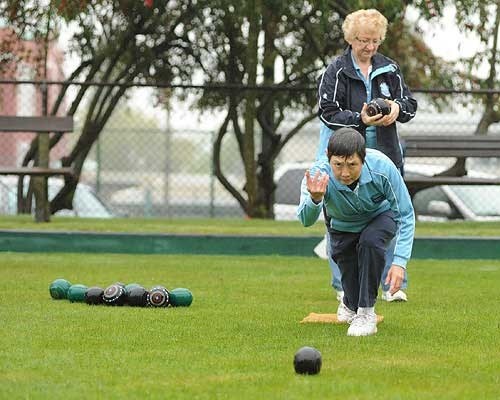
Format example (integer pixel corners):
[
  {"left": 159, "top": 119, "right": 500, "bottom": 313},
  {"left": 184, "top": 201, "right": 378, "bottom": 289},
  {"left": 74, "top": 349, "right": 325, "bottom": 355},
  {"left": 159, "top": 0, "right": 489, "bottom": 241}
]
[{"left": 359, "top": 228, "right": 393, "bottom": 250}]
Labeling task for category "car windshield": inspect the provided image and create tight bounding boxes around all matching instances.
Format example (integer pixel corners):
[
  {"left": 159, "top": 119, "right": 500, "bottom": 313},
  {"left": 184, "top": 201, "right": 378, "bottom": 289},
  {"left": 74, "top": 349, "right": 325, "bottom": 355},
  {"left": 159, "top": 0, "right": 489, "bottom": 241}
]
[{"left": 449, "top": 185, "right": 500, "bottom": 217}]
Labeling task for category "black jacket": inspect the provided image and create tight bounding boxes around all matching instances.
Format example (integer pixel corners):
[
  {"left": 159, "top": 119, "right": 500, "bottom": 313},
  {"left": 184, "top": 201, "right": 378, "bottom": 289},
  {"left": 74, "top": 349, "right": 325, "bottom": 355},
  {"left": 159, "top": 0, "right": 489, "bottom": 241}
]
[{"left": 317, "top": 47, "right": 417, "bottom": 168}]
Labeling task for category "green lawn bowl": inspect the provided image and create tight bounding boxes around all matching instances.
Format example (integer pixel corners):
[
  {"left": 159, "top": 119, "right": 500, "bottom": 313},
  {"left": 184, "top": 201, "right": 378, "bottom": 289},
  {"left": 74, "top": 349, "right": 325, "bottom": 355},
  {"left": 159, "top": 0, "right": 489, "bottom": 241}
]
[
  {"left": 169, "top": 288, "right": 193, "bottom": 307},
  {"left": 67, "top": 284, "right": 88, "bottom": 303},
  {"left": 49, "top": 278, "right": 72, "bottom": 300}
]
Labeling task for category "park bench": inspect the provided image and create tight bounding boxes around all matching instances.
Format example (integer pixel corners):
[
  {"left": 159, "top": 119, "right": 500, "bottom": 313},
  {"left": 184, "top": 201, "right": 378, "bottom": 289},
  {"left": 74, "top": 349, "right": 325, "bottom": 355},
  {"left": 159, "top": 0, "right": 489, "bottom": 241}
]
[
  {"left": 0, "top": 115, "right": 74, "bottom": 177},
  {"left": 401, "top": 135, "right": 500, "bottom": 197}
]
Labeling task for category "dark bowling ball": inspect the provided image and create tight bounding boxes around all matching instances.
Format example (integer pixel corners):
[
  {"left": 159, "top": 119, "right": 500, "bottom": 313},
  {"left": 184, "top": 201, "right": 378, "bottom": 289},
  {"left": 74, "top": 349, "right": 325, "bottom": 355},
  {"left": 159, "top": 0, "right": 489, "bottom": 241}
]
[
  {"left": 103, "top": 284, "right": 127, "bottom": 306},
  {"left": 128, "top": 287, "right": 149, "bottom": 307},
  {"left": 125, "top": 283, "right": 142, "bottom": 296},
  {"left": 147, "top": 286, "right": 170, "bottom": 307},
  {"left": 85, "top": 287, "right": 104, "bottom": 305},
  {"left": 293, "top": 346, "right": 322, "bottom": 375}
]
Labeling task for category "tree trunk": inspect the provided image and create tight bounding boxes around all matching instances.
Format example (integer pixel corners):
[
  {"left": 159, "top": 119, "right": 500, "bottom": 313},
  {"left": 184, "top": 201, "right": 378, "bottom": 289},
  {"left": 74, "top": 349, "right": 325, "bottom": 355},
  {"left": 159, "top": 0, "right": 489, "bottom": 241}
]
[
  {"left": 242, "top": 0, "right": 261, "bottom": 217},
  {"left": 256, "top": 6, "right": 279, "bottom": 218},
  {"left": 474, "top": 2, "right": 500, "bottom": 136}
]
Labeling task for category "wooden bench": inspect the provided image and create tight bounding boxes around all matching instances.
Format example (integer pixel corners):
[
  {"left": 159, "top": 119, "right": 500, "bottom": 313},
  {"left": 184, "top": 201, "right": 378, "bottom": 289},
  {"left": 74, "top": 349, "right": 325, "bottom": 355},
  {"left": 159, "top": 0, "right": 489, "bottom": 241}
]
[
  {"left": 0, "top": 115, "right": 74, "bottom": 177},
  {"left": 401, "top": 135, "right": 500, "bottom": 197}
]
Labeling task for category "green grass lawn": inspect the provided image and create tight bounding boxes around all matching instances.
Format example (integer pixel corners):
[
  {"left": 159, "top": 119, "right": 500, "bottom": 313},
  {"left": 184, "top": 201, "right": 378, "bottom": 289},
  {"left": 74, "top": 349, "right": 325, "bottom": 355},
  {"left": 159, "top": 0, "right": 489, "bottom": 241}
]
[
  {"left": 1, "top": 253, "right": 499, "bottom": 399},
  {"left": 0, "top": 215, "right": 499, "bottom": 237}
]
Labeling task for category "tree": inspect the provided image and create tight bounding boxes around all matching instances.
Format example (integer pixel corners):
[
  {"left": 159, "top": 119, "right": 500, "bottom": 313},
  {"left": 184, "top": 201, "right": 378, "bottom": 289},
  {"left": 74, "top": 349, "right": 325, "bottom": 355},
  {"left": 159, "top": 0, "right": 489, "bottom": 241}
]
[
  {"left": 1, "top": 0, "right": 458, "bottom": 220},
  {"left": 454, "top": 0, "right": 499, "bottom": 134},
  {"left": 191, "top": 0, "right": 454, "bottom": 218},
  {"left": 0, "top": 0, "right": 205, "bottom": 216},
  {"left": 410, "top": 0, "right": 500, "bottom": 176}
]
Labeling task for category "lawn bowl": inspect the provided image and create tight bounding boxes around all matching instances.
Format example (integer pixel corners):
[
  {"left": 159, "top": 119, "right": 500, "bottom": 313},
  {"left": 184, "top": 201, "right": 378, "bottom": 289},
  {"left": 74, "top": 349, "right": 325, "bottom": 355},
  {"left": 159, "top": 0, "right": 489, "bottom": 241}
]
[
  {"left": 125, "top": 283, "right": 142, "bottom": 295},
  {"left": 294, "top": 346, "right": 322, "bottom": 375},
  {"left": 169, "top": 288, "right": 193, "bottom": 307},
  {"left": 85, "top": 287, "right": 105, "bottom": 305},
  {"left": 127, "top": 287, "right": 149, "bottom": 307},
  {"left": 103, "top": 284, "right": 127, "bottom": 306},
  {"left": 67, "top": 284, "right": 88, "bottom": 303},
  {"left": 147, "top": 286, "right": 170, "bottom": 307},
  {"left": 49, "top": 278, "right": 72, "bottom": 299}
]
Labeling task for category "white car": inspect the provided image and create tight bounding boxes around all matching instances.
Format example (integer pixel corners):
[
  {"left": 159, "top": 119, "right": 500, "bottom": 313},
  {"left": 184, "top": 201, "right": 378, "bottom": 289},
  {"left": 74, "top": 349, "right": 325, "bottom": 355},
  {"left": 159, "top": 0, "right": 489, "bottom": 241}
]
[
  {"left": 274, "top": 162, "right": 324, "bottom": 221},
  {"left": 0, "top": 177, "right": 113, "bottom": 218},
  {"left": 274, "top": 162, "right": 500, "bottom": 222},
  {"left": 405, "top": 164, "right": 500, "bottom": 221}
]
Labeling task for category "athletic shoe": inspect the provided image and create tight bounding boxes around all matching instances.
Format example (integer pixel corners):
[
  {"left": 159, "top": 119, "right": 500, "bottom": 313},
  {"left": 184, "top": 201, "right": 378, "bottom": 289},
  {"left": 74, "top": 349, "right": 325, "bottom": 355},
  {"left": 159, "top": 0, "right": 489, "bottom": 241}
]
[
  {"left": 335, "top": 290, "right": 344, "bottom": 302},
  {"left": 382, "top": 290, "right": 408, "bottom": 302},
  {"left": 347, "top": 312, "right": 377, "bottom": 336},
  {"left": 336, "top": 301, "right": 356, "bottom": 324}
]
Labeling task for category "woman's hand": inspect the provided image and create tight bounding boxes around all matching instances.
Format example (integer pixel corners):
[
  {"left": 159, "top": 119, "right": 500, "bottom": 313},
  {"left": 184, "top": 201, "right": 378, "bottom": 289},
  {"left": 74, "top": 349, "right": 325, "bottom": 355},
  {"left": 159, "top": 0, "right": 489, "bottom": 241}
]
[
  {"left": 360, "top": 100, "right": 400, "bottom": 127},
  {"left": 381, "top": 100, "right": 400, "bottom": 126}
]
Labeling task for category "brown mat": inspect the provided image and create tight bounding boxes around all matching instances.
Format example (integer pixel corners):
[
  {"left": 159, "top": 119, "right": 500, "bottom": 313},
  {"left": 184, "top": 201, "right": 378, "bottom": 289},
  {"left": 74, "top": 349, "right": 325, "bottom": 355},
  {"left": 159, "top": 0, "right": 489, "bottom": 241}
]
[{"left": 300, "top": 313, "right": 384, "bottom": 324}]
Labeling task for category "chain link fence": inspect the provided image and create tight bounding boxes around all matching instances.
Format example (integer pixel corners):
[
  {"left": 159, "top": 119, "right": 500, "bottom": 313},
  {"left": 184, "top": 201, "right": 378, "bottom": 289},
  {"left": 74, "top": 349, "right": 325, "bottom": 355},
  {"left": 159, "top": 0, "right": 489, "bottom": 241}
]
[{"left": 1, "top": 81, "right": 499, "bottom": 220}]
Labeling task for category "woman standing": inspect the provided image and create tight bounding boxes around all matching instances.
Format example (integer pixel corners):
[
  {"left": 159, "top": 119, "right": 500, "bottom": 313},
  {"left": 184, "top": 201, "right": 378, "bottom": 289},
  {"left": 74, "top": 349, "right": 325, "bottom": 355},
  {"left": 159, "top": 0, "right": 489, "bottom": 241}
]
[{"left": 316, "top": 9, "right": 417, "bottom": 303}]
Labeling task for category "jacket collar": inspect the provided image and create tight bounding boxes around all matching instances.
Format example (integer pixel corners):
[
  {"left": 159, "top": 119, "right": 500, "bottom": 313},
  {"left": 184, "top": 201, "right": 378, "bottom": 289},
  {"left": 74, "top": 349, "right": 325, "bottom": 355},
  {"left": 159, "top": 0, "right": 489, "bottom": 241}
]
[{"left": 340, "top": 47, "right": 394, "bottom": 80}]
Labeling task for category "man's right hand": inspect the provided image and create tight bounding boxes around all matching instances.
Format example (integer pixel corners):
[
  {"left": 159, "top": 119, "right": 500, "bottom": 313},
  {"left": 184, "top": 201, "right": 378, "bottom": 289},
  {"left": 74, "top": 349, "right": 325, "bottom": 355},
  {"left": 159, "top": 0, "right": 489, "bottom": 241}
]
[{"left": 305, "top": 170, "right": 329, "bottom": 203}]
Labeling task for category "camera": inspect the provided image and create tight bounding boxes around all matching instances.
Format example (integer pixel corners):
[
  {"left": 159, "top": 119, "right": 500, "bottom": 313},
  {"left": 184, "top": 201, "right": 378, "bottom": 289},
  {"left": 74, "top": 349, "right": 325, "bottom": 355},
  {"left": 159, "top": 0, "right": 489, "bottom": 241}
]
[{"left": 366, "top": 98, "right": 391, "bottom": 117}]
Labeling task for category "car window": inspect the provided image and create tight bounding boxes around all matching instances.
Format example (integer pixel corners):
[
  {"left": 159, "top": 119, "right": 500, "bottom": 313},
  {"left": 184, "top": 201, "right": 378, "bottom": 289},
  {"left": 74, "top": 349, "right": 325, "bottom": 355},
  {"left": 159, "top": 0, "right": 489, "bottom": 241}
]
[
  {"left": 448, "top": 186, "right": 500, "bottom": 217},
  {"left": 275, "top": 168, "right": 306, "bottom": 205}
]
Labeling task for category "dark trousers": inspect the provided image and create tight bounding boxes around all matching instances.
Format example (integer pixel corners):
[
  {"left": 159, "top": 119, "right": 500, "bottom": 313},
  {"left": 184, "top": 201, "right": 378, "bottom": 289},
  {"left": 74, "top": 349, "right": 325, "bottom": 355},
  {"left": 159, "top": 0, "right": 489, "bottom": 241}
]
[{"left": 329, "top": 210, "right": 397, "bottom": 310}]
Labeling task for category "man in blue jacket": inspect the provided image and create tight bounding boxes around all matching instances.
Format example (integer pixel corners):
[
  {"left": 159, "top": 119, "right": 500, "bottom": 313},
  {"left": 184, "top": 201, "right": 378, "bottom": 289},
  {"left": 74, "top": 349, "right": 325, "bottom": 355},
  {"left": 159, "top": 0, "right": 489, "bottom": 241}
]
[{"left": 298, "top": 127, "right": 415, "bottom": 336}]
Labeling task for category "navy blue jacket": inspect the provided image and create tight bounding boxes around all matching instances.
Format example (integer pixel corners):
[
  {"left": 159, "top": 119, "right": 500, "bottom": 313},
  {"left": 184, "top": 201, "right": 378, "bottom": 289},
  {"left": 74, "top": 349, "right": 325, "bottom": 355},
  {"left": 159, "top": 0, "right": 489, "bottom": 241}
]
[{"left": 317, "top": 47, "right": 417, "bottom": 168}]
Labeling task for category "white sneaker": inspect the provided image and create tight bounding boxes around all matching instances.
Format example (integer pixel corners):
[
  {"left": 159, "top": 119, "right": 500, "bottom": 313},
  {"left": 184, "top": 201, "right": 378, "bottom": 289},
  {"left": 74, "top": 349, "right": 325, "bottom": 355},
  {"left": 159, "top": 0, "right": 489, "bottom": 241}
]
[
  {"left": 382, "top": 290, "right": 408, "bottom": 302},
  {"left": 347, "top": 312, "right": 378, "bottom": 336},
  {"left": 336, "top": 301, "right": 356, "bottom": 324},
  {"left": 335, "top": 290, "right": 344, "bottom": 301}
]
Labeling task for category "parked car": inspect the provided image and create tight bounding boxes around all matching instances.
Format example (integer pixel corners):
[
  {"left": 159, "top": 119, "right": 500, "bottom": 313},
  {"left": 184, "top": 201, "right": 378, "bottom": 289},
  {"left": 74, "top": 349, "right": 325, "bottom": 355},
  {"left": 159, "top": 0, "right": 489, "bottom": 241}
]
[
  {"left": 0, "top": 177, "right": 113, "bottom": 218},
  {"left": 407, "top": 164, "right": 500, "bottom": 221},
  {"left": 274, "top": 162, "right": 318, "bottom": 222},
  {"left": 274, "top": 162, "right": 500, "bottom": 221}
]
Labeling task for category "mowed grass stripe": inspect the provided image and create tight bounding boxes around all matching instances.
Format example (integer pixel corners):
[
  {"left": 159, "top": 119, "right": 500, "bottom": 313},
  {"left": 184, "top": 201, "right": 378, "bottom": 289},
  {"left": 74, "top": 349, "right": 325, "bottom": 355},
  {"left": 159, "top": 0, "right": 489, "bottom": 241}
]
[
  {"left": 1, "top": 215, "right": 500, "bottom": 237},
  {"left": 0, "top": 253, "right": 499, "bottom": 399}
]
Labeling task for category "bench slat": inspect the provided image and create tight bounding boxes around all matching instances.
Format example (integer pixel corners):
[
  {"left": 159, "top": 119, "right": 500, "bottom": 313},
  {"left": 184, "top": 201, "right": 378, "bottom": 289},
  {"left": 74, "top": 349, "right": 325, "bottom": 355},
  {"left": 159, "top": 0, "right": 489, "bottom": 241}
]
[
  {"left": 0, "top": 167, "right": 74, "bottom": 176},
  {"left": 405, "top": 176, "right": 500, "bottom": 185},
  {"left": 0, "top": 116, "right": 73, "bottom": 133},
  {"left": 403, "top": 135, "right": 500, "bottom": 157},
  {"left": 405, "top": 149, "right": 500, "bottom": 157},
  {"left": 404, "top": 135, "right": 500, "bottom": 142}
]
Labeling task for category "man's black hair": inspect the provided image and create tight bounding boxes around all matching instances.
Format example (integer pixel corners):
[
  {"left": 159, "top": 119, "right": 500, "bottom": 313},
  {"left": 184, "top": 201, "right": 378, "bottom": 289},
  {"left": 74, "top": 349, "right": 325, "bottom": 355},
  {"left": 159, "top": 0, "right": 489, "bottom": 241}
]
[{"left": 327, "top": 127, "right": 366, "bottom": 163}]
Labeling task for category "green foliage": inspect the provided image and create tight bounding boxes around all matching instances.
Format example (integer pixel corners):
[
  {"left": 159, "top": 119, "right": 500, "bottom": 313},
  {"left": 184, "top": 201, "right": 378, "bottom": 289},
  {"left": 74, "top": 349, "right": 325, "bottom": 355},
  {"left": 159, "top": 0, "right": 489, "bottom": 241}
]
[
  {"left": 188, "top": 1, "right": 458, "bottom": 217},
  {"left": 1, "top": 253, "right": 499, "bottom": 398},
  {"left": 3, "top": 0, "right": 494, "bottom": 216}
]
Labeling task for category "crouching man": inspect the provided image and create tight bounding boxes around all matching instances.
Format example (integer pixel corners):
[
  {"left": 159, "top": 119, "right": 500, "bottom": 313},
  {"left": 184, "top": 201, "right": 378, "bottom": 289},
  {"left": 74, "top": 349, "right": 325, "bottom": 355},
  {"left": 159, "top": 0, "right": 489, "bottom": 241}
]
[{"left": 297, "top": 127, "right": 415, "bottom": 336}]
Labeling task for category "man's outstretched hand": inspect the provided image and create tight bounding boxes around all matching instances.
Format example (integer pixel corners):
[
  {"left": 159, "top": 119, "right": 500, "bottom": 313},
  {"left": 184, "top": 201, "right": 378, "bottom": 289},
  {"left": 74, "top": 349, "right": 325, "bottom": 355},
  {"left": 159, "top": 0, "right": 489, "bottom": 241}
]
[{"left": 305, "top": 170, "right": 329, "bottom": 203}]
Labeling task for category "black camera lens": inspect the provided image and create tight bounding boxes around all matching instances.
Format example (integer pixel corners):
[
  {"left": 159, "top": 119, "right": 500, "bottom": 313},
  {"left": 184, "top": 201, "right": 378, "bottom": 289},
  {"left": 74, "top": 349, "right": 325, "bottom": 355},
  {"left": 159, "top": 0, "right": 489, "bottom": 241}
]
[{"left": 366, "top": 98, "right": 391, "bottom": 117}]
